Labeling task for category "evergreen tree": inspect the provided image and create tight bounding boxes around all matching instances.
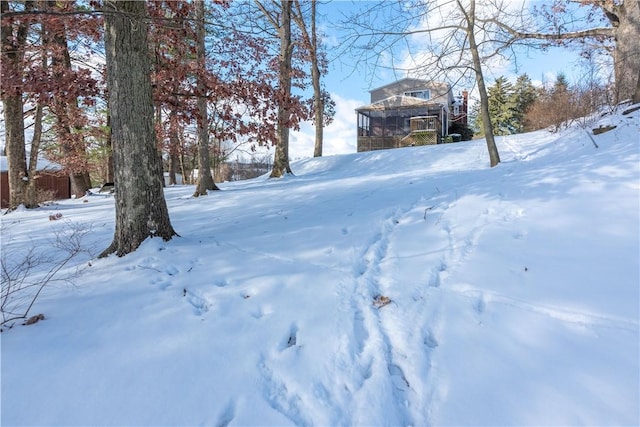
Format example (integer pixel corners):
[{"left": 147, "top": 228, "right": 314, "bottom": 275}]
[
  {"left": 484, "top": 76, "right": 518, "bottom": 136},
  {"left": 476, "top": 74, "right": 538, "bottom": 136},
  {"left": 470, "top": 100, "right": 483, "bottom": 136},
  {"left": 511, "top": 74, "right": 537, "bottom": 133},
  {"left": 553, "top": 73, "right": 570, "bottom": 95}
]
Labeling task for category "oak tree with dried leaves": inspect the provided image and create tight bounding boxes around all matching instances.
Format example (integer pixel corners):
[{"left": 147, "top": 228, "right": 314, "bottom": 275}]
[{"left": 101, "top": 0, "right": 176, "bottom": 257}]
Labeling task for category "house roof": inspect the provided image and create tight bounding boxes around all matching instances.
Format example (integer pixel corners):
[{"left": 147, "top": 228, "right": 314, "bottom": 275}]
[
  {"left": 0, "top": 156, "right": 64, "bottom": 173},
  {"left": 368, "top": 77, "right": 432, "bottom": 93},
  {"left": 356, "top": 95, "right": 446, "bottom": 111}
]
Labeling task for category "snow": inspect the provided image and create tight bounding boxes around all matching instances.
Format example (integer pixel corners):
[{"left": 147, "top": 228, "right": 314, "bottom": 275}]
[
  {"left": 1, "top": 106, "right": 639, "bottom": 426},
  {"left": 0, "top": 155, "right": 64, "bottom": 172}
]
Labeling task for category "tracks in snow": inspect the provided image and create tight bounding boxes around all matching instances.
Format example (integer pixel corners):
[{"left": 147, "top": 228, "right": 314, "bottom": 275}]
[{"left": 331, "top": 202, "right": 451, "bottom": 426}]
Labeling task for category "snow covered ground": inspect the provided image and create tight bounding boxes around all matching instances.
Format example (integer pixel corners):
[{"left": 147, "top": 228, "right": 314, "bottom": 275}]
[{"left": 1, "top": 106, "right": 639, "bottom": 426}]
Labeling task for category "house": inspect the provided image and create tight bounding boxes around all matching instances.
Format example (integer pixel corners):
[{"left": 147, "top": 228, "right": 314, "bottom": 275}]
[
  {"left": 0, "top": 156, "right": 71, "bottom": 208},
  {"left": 356, "top": 78, "right": 468, "bottom": 152}
]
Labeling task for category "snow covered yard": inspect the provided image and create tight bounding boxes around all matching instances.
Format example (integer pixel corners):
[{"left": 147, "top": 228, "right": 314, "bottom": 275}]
[{"left": 1, "top": 106, "right": 638, "bottom": 426}]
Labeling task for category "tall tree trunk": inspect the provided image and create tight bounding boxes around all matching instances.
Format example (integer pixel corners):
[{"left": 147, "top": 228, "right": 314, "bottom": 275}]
[
  {"left": 2, "top": 99, "right": 29, "bottom": 209},
  {"left": 105, "top": 108, "right": 114, "bottom": 183},
  {"left": 24, "top": 19, "right": 49, "bottom": 208},
  {"left": 47, "top": 1, "right": 92, "bottom": 197},
  {"left": 193, "top": 0, "right": 218, "bottom": 195},
  {"left": 270, "top": 0, "right": 294, "bottom": 177},
  {"left": 153, "top": 100, "right": 166, "bottom": 187},
  {"left": 293, "top": 0, "right": 324, "bottom": 157},
  {"left": 633, "top": 68, "right": 640, "bottom": 104},
  {"left": 101, "top": 0, "right": 176, "bottom": 257},
  {"left": 309, "top": 1, "right": 324, "bottom": 157},
  {"left": 168, "top": 108, "right": 180, "bottom": 186},
  {"left": 462, "top": 0, "right": 500, "bottom": 167},
  {"left": 1, "top": 1, "right": 34, "bottom": 209},
  {"left": 24, "top": 104, "right": 44, "bottom": 207},
  {"left": 610, "top": 0, "right": 640, "bottom": 103}
]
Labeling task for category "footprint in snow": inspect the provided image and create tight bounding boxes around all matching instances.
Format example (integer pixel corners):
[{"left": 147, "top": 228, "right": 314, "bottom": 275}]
[
  {"left": 216, "top": 400, "right": 235, "bottom": 427},
  {"left": 283, "top": 324, "right": 298, "bottom": 350},
  {"left": 388, "top": 363, "right": 410, "bottom": 390},
  {"left": 213, "top": 279, "right": 228, "bottom": 288},
  {"left": 475, "top": 296, "right": 486, "bottom": 314},
  {"left": 423, "top": 330, "right": 439, "bottom": 349},
  {"left": 150, "top": 277, "right": 171, "bottom": 290},
  {"left": 185, "top": 290, "right": 210, "bottom": 315}
]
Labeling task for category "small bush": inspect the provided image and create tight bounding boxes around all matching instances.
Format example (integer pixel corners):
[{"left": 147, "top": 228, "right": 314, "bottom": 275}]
[{"left": 1, "top": 222, "right": 92, "bottom": 330}]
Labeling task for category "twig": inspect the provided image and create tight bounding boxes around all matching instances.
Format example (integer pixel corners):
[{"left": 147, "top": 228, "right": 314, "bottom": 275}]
[
  {"left": 424, "top": 206, "right": 433, "bottom": 220},
  {"left": 583, "top": 127, "right": 599, "bottom": 149}
]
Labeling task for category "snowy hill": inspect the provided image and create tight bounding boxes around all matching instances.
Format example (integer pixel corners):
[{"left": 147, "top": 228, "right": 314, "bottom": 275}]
[{"left": 1, "top": 105, "right": 638, "bottom": 426}]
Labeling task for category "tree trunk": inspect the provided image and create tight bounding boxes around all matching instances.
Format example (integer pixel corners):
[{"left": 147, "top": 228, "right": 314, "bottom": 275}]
[
  {"left": 168, "top": 108, "right": 180, "bottom": 186},
  {"left": 633, "top": 68, "right": 640, "bottom": 104},
  {"left": 105, "top": 109, "right": 114, "bottom": 183},
  {"left": 309, "top": 1, "right": 324, "bottom": 158},
  {"left": 194, "top": 0, "right": 218, "bottom": 195},
  {"left": 611, "top": 1, "right": 640, "bottom": 103},
  {"left": 502, "top": 1, "right": 639, "bottom": 103},
  {"left": 270, "top": 0, "right": 294, "bottom": 178},
  {"left": 169, "top": 152, "right": 180, "bottom": 185},
  {"left": 1, "top": 1, "right": 33, "bottom": 209},
  {"left": 293, "top": 0, "right": 324, "bottom": 158},
  {"left": 101, "top": 0, "right": 176, "bottom": 257},
  {"left": 464, "top": 0, "right": 500, "bottom": 167},
  {"left": 25, "top": 104, "right": 44, "bottom": 207},
  {"left": 47, "top": 1, "right": 92, "bottom": 197},
  {"left": 2, "top": 98, "right": 29, "bottom": 209}
]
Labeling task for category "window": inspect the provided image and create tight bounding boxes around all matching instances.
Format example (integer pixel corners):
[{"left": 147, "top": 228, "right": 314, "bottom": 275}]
[
  {"left": 404, "top": 89, "right": 430, "bottom": 100},
  {"left": 358, "top": 113, "right": 370, "bottom": 136}
]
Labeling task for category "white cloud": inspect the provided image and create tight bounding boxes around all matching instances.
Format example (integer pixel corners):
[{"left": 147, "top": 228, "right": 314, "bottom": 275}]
[{"left": 290, "top": 93, "right": 362, "bottom": 158}]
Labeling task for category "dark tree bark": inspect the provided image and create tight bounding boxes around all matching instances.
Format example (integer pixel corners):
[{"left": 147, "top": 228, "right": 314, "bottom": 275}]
[
  {"left": 1, "top": 1, "right": 34, "bottom": 209},
  {"left": 612, "top": 1, "right": 640, "bottom": 103},
  {"left": 273, "top": 0, "right": 293, "bottom": 177},
  {"left": 105, "top": 108, "right": 114, "bottom": 183},
  {"left": 100, "top": 0, "right": 176, "bottom": 257},
  {"left": 168, "top": 109, "right": 181, "bottom": 186},
  {"left": 634, "top": 69, "right": 640, "bottom": 104},
  {"left": 193, "top": 0, "right": 218, "bottom": 196}
]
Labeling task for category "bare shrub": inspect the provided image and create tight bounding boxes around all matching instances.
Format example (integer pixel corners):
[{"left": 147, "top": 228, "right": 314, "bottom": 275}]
[{"left": 1, "top": 222, "right": 92, "bottom": 330}]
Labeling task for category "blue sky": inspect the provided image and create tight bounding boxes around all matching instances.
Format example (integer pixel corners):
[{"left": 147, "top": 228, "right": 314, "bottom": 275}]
[{"left": 287, "top": 1, "right": 598, "bottom": 159}]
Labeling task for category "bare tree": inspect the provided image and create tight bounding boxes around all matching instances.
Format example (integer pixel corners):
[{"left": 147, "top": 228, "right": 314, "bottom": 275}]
[
  {"left": 292, "top": 0, "right": 332, "bottom": 158},
  {"left": 193, "top": 0, "right": 219, "bottom": 196},
  {"left": 101, "top": 1, "right": 177, "bottom": 257},
  {"left": 491, "top": 0, "right": 640, "bottom": 104},
  {"left": 342, "top": 0, "right": 502, "bottom": 166},
  {"left": 255, "top": 0, "right": 295, "bottom": 177},
  {"left": 463, "top": 0, "right": 500, "bottom": 166}
]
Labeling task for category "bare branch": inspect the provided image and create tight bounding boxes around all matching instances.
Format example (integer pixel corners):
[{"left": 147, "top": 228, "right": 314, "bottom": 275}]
[{"left": 485, "top": 17, "right": 614, "bottom": 40}]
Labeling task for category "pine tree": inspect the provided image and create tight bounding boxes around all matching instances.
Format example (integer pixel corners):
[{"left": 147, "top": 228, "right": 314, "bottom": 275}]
[
  {"left": 511, "top": 74, "right": 537, "bottom": 133},
  {"left": 487, "top": 76, "right": 517, "bottom": 136}
]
